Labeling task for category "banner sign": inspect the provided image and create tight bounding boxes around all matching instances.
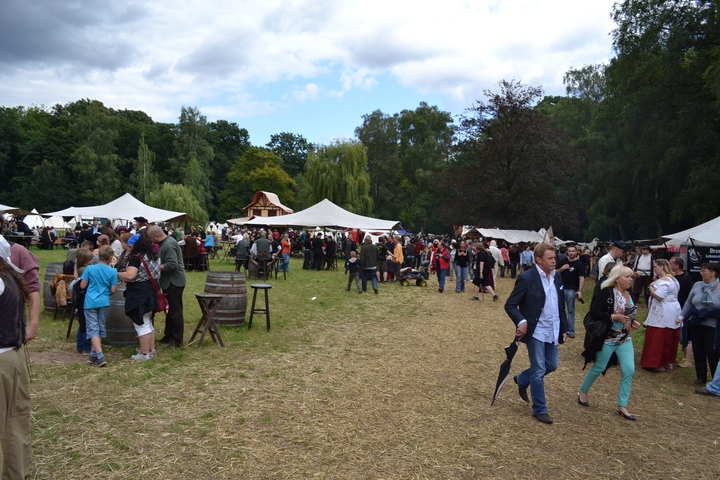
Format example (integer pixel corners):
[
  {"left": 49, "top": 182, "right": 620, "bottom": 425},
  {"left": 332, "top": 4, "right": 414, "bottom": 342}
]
[{"left": 686, "top": 246, "right": 720, "bottom": 281}]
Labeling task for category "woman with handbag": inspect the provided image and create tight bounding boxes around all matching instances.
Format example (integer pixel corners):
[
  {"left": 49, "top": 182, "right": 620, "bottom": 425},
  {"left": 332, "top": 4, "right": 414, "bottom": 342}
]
[
  {"left": 117, "top": 234, "right": 160, "bottom": 361},
  {"left": 640, "top": 259, "right": 682, "bottom": 372},
  {"left": 578, "top": 265, "right": 641, "bottom": 420}
]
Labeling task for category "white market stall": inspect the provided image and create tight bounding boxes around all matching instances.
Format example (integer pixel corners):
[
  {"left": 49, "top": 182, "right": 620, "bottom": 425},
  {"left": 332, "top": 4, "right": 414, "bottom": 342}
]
[
  {"left": 43, "top": 193, "right": 198, "bottom": 224},
  {"left": 243, "top": 199, "right": 401, "bottom": 231}
]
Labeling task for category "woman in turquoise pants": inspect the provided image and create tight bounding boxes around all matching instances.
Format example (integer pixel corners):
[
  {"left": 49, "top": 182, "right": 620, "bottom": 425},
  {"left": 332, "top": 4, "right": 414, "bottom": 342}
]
[{"left": 579, "top": 265, "right": 641, "bottom": 420}]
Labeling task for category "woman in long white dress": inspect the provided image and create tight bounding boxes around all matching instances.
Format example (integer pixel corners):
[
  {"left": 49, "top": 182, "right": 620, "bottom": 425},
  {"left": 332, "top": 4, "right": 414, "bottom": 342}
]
[{"left": 641, "top": 259, "right": 682, "bottom": 372}]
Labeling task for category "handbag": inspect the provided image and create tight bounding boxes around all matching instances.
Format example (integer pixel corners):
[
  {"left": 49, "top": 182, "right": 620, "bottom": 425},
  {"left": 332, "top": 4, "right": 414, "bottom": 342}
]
[
  {"left": 583, "top": 311, "right": 608, "bottom": 338},
  {"left": 137, "top": 255, "right": 170, "bottom": 315}
]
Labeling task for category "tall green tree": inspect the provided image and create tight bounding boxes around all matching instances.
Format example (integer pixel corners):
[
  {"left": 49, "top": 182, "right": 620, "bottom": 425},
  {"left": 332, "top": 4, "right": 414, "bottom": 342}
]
[
  {"left": 168, "top": 106, "right": 214, "bottom": 213},
  {"left": 354, "top": 110, "right": 400, "bottom": 221},
  {"left": 217, "top": 147, "right": 296, "bottom": 221},
  {"left": 207, "top": 120, "right": 251, "bottom": 211},
  {"left": 395, "top": 102, "right": 453, "bottom": 232},
  {"left": 0, "top": 107, "right": 22, "bottom": 197},
  {"left": 69, "top": 100, "right": 122, "bottom": 204},
  {"left": 583, "top": 0, "right": 720, "bottom": 239},
  {"left": 266, "top": 132, "right": 313, "bottom": 178},
  {"left": 130, "top": 134, "right": 159, "bottom": 203},
  {"left": 303, "top": 141, "right": 373, "bottom": 215},
  {"left": 441, "top": 80, "right": 582, "bottom": 235}
]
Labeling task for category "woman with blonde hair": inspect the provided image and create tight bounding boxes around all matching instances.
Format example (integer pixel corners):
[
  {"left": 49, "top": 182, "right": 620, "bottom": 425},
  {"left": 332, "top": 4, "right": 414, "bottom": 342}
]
[
  {"left": 641, "top": 259, "right": 682, "bottom": 372},
  {"left": 579, "top": 265, "right": 641, "bottom": 420}
]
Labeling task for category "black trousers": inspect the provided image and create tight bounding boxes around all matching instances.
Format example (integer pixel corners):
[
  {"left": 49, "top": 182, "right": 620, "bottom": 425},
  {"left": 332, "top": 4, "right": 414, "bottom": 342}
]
[
  {"left": 312, "top": 252, "right": 324, "bottom": 270},
  {"left": 303, "top": 250, "right": 313, "bottom": 270},
  {"left": 632, "top": 275, "right": 653, "bottom": 304},
  {"left": 163, "top": 284, "right": 185, "bottom": 346},
  {"left": 689, "top": 323, "right": 719, "bottom": 381}
]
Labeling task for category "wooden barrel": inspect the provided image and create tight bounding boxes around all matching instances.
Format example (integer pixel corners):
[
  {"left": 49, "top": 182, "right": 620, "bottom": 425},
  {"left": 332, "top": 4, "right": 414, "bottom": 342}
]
[
  {"left": 105, "top": 287, "right": 138, "bottom": 346},
  {"left": 43, "top": 262, "right": 65, "bottom": 313},
  {"left": 204, "top": 272, "right": 247, "bottom": 326}
]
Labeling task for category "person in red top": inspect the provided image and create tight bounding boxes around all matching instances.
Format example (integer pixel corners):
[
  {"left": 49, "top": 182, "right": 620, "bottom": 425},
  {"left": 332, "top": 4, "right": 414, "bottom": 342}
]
[
  {"left": 500, "top": 243, "right": 510, "bottom": 278},
  {"left": 436, "top": 240, "right": 451, "bottom": 293},
  {"left": 280, "top": 233, "right": 291, "bottom": 273}
]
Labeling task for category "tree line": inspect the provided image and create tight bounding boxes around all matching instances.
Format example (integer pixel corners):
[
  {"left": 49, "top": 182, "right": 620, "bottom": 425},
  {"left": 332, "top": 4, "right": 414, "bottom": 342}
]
[{"left": 1, "top": 0, "right": 718, "bottom": 240}]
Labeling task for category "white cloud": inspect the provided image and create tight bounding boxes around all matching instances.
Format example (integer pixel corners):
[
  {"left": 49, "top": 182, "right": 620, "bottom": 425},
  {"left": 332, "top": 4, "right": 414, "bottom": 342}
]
[
  {"left": 293, "top": 83, "right": 321, "bottom": 101},
  {"left": 0, "top": 0, "right": 617, "bottom": 127}
]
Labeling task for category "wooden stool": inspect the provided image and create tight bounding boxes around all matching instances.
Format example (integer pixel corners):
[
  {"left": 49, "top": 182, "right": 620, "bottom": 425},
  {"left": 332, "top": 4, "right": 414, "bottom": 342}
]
[
  {"left": 189, "top": 294, "right": 225, "bottom": 347},
  {"left": 198, "top": 253, "right": 209, "bottom": 272},
  {"left": 248, "top": 284, "right": 272, "bottom": 331}
]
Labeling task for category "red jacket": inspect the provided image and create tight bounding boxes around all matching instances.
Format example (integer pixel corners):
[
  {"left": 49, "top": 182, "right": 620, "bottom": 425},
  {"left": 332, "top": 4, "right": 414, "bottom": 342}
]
[{"left": 437, "top": 247, "right": 451, "bottom": 270}]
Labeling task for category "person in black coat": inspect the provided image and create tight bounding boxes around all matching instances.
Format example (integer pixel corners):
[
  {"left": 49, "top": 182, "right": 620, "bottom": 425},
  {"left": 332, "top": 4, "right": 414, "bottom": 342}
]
[
  {"left": 579, "top": 265, "right": 641, "bottom": 420},
  {"left": 505, "top": 243, "right": 568, "bottom": 424}
]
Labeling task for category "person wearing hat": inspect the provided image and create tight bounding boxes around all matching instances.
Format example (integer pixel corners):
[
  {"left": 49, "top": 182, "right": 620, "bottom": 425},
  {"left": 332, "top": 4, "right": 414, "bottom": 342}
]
[
  {"left": 147, "top": 226, "right": 186, "bottom": 348},
  {"left": 0, "top": 236, "right": 34, "bottom": 477},
  {"left": 133, "top": 217, "right": 149, "bottom": 235},
  {"left": 631, "top": 245, "right": 654, "bottom": 304},
  {"left": 597, "top": 241, "right": 628, "bottom": 280}
]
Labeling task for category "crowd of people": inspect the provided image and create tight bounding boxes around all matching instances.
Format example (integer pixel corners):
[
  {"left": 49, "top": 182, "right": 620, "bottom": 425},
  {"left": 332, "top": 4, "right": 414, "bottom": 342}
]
[
  {"left": 505, "top": 239, "right": 720, "bottom": 425},
  {"left": 2, "top": 211, "right": 720, "bottom": 476}
]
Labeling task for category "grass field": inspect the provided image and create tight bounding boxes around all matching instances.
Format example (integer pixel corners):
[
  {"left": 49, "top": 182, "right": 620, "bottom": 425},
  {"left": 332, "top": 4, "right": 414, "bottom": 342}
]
[{"left": 24, "top": 248, "right": 720, "bottom": 479}]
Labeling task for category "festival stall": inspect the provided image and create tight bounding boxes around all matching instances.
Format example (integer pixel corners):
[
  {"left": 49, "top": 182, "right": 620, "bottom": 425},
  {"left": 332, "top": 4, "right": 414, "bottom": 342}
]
[
  {"left": 43, "top": 193, "right": 198, "bottom": 224},
  {"left": 663, "top": 215, "right": 720, "bottom": 277},
  {"left": 243, "top": 199, "right": 401, "bottom": 231}
]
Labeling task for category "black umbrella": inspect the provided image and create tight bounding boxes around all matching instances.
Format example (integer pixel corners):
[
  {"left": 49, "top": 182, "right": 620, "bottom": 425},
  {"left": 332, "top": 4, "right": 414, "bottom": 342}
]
[{"left": 491, "top": 335, "right": 520, "bottom": 406}]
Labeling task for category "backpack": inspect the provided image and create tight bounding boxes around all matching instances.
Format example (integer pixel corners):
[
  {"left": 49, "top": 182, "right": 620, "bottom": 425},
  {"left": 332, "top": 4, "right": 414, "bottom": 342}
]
[{"left": 485, "top": 252, "right": 496, "bottom": 269}]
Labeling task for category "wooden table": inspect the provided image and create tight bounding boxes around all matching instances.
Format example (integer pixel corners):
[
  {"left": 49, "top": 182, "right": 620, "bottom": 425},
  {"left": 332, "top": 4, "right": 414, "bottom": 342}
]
[
  {"left": 189, "top": 294, "right": 225, "bottom": 347},
  {"left": 219, "top": 242, "right": 235, "bottom": 263}
]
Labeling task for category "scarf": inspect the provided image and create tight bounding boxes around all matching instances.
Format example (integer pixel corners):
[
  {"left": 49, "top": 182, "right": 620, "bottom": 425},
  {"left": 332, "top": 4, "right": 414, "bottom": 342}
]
[{"left": 701, "top": 279, "right": 719, "bottom": 305}]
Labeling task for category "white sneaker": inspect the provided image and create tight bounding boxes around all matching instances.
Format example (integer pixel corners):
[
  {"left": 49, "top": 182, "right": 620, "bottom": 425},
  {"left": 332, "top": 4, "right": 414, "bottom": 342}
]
[
  {"left": 136, "top": 348, "right": 157, "bottom": 359},
  {"left": 131, "top": 352, "right": 151, "bottom": 361}
]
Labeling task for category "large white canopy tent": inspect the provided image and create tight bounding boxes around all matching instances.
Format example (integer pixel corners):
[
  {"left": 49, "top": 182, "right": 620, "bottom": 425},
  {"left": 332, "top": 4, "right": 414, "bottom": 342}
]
[
  {"left": 0, "top": 203, "right": 29, "bottom": 215},
  {"left": 43, "top": 193, "right": 198, "bottom": 224},
  {"left": 243, "top": 199, "right": 400, "bottom": 231},
  {"left": 663, "top": 215, "right": 720, "bottom": 248}
]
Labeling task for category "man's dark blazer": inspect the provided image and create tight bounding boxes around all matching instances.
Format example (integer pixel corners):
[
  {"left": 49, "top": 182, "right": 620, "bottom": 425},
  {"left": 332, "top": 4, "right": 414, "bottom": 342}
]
[{"left": 504, "top": 266, "right": 568, "bottom": 344}]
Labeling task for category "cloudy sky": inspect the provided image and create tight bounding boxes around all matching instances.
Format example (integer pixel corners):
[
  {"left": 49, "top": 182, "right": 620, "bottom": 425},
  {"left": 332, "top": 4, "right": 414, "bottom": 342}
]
[{"left": 0, "top": 0, "right": 617, "bottom": 145}]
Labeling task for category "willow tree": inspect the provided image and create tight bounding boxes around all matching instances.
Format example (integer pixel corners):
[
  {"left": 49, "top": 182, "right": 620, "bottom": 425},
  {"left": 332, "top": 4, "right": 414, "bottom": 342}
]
[
  {"left": 303, "top": 141, "right": 373, "bottom": 215},
  {"left": 147, "top": 183, "right": 208, "bottom": 222}
]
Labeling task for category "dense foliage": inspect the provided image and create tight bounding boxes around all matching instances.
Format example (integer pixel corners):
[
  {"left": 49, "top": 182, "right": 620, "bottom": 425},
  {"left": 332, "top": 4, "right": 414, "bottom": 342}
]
[{"left": 1, "top": 1, "right": 719, "bottom": 239}]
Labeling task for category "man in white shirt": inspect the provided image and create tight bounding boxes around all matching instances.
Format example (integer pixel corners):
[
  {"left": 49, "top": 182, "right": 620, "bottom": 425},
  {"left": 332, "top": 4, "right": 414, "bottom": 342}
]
[
  {"left": 489, "top": 240, "right": 505, "bottom": 280},
  {"left": 597, "top": 240, "right": 628, "bottom": 279},
  {"left": 631, "top": 245, "right": 653, "bottom": 304},
  {"left": 505, "top": 243, "right": 568, "bottom": 425}
]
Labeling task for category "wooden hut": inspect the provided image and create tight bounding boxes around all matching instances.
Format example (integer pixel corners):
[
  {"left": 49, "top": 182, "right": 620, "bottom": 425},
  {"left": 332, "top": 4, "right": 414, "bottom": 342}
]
[{"left": 243, "top": 191, "right": 293, "bottom": 218}]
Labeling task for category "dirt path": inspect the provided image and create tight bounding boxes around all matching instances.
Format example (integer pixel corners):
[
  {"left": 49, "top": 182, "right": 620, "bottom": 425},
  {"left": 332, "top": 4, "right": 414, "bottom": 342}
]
[
  {"left": 192, "top": 277, "right": 719, "bottom": 478},
  {"left": 31, "top": 276, "right": 720, "bottom": 479}
]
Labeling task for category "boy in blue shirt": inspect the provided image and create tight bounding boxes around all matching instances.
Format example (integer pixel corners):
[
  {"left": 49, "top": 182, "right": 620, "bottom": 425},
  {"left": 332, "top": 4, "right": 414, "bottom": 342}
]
[{"left": 80, "top": 245, "right": 118, "bottom": 367}]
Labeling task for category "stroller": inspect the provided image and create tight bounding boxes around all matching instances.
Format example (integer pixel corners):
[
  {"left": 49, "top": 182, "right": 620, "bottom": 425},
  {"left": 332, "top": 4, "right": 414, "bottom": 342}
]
[{"left": 398, "top": 264, "right": 429, "bottom": 287}]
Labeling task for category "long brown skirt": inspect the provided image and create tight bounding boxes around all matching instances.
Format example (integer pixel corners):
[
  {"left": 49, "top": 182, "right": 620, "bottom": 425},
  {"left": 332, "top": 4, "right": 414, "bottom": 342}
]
[{"left": 641, "top": 326, "right": 681, "bottom": 369}]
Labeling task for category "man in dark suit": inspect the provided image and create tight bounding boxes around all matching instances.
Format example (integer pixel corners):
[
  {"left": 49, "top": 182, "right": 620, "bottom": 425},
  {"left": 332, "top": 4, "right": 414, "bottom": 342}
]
[{"left": 505, "top": 243, "right": 568, "bottom": 424}]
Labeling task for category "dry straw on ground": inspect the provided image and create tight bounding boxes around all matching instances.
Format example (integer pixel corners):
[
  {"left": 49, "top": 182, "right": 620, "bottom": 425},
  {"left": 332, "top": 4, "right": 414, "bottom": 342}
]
[{"left": 28, "top": 262, "right": 720, "bottom": 479}]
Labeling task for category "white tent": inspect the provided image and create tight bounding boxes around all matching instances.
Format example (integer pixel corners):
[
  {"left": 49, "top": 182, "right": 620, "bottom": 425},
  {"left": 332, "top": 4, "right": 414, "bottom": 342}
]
[
  {"left": 43, "top": 193, "right": 197, "bottom": 223},
  {"left": 22, "top": 209, "right": 73, "bottom": 230},
  {"left": 478, "top": 228, "right": 546, "bottom": 244},
  {"left": 0, "top": 203, "right": 29, "bottom": 215},
  {"left": 663, "top": 215, "right": 720, "bottom": 247},
  {"left": 243, "top": 198, "right": 400, "bottom": 231}
]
